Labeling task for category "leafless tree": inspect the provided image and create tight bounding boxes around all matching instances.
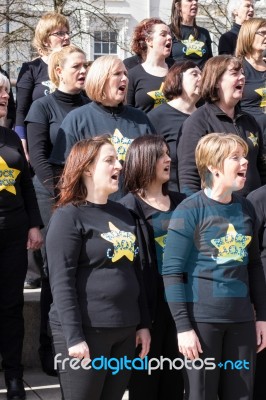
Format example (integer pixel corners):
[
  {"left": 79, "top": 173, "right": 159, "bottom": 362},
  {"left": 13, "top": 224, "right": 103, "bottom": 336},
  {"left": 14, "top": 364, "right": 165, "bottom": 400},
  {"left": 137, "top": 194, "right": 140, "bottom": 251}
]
[{"left": 0, "top": 0, "right": 120, "bottom": 74}]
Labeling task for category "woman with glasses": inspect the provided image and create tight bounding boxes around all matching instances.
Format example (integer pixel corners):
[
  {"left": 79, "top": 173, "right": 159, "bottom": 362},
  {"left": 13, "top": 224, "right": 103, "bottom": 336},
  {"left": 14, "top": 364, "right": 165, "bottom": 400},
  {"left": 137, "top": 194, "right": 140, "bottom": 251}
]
[
  {"left": 236, "top": 18, "right": 266, "bottom": 145},
  {"left": 177, "top": 55, "right": 266, "bottom": 196},
  {"left": 15, "top": 12, "right": 71, "bottom": 160}
]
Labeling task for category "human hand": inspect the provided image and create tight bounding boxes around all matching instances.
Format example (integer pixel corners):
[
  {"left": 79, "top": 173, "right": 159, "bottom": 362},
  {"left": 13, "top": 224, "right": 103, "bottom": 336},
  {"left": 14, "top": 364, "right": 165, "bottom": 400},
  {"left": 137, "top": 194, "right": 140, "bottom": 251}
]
[
  {"left": 68, "top": 341, "right": 90, "bottom": 360},
  {"left": 27, "top": 227, "right": 43, "bottom": 250},
  {"left": 177, "top": 329, "right": 203, "bottom": 360},
  {"left": 136, "top": 328, "right": 151, "bottom": 359},
  {"left": 256, "top": 321, "right": 266, "bottom": 353}
]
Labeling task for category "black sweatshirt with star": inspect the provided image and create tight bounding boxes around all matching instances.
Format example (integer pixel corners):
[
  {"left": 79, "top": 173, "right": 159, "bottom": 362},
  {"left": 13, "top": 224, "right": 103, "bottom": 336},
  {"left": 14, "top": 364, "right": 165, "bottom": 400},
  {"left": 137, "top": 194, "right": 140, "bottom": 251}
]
[
  {"left": 0, "top": 126, "right": 42, "bottom": 229},
  {"left": 127, "top": 64, "right": 168, "bottom": 113},
  {"left": 162, "top": 190, "right": 266, "bottom": 333},
  {"left": 49, "top": 101, "right": 154, "bottom": 199},
  {"left": 46, "top": 200, "right": 150, "bottom": 348},
  {"left": 170, "top": 25, "right": 213, "bottom": 69},
  {"left": 177, "top": 102, "right": 266, "bottom": 196}
]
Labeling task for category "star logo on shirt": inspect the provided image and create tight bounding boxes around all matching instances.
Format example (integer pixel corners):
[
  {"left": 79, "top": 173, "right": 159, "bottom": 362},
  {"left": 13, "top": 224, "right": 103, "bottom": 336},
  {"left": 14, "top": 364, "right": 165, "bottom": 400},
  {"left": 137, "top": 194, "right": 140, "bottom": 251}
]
[
  {"left": 111, "top": 129, "right": 134, "bottom": 162},
  {"left": 147, "top": 83, "right": 167, "bottom": 108},
  {"left": 155, "top": 234, "right": 167, "bottom": 249},
  {"left": 181, "top": 35, "right": 205, "bottom": 57},
  {"left": 255, "top": 87, "right": 266, "bottom": 108},
  {"left": 248, "top": 132, "right": 258, "bottom": 147},
  {"left": 211, "top": 223, "right": 251, "bottom": 265},
  {"left": 0, "top": 156, "right": 20, "bottom": 195},
  {"left": 101, "top": 222, "right": 136, "bottom": 262}
]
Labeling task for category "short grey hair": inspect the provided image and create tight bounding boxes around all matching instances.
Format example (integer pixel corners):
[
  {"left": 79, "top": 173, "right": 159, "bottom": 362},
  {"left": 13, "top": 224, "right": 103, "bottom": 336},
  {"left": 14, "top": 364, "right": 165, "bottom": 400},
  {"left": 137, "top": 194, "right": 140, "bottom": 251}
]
[
  {"left": 227, "top": 0, "right": 254, "bottom": 21},
  {"left": 0, "top": 72, "right": 10, "bottom": 92}
]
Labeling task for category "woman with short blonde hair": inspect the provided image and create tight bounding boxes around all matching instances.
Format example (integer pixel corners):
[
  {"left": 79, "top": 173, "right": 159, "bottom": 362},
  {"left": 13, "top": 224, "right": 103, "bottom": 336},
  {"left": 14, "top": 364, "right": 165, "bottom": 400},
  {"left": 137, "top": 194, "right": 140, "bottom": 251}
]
[{"left": 163, "top": 132, "right": 266, "bottom": 400}]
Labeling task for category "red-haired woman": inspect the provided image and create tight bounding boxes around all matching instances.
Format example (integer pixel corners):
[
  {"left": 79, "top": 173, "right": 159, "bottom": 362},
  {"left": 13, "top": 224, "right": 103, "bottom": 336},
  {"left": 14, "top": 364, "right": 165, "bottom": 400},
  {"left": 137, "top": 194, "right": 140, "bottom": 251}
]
[
  {"left": 46, "top": 136, "right": 151, "bottom": 400},
  {"left": 127, "top": 18, "right": 174, "bottom": 113}
]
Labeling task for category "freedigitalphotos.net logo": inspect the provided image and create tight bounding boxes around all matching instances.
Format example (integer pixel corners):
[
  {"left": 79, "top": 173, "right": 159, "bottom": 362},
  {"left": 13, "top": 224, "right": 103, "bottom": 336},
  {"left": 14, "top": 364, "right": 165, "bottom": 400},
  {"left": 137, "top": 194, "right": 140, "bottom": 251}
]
[{"left": 54, "top": 354, "right": 250, "bottom": 375}]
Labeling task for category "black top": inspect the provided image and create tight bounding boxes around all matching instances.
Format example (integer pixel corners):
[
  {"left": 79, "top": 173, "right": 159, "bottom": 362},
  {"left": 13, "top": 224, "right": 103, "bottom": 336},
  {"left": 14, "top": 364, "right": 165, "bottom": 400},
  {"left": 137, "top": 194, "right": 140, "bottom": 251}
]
[
  {"left": 25, "top": 89, "right": 90, "bottom": 195},
  {"left": 170, "top": 25, "right": 213, "bottom": 69},
  {"left": 47, "top": 200, "right": 149, "bottom": 348},
  {"left": 127, "top": 65, "right": 167, "bottom": 113},
  {"left": 148, "top": 103, "right": 189, "bottom": 192},
  {"left": 123, "top": 55, "right": 143, "bottom": 70},
  {"left": 218, "top": 23, "right": 241, "bottom": 55},
  {"left": 120, "top": 191, "right": 185, "bottom": 321},
  {"left": 15, "top": 58, "right": 52, "bottom": 138},
  {"left": 177, "top": 102, "right": 266, "bottom": 196},
  {"left": 0, "top": 66, "right": 16, "bottom": 128},
  {"left": 162, "top": 190, "right": 266, "bottom": 332},
  {"left": 49, "top": 101, "right": 154, "bottom": 200},
  {"left": 240, "top": 59, "right": 266, "bottom": 142},
  {"left": 247, "top": 185, "right": 266, "bottom": 278},
  {"left": 0, "top": 126, "right": 43, "bottom": 229}
]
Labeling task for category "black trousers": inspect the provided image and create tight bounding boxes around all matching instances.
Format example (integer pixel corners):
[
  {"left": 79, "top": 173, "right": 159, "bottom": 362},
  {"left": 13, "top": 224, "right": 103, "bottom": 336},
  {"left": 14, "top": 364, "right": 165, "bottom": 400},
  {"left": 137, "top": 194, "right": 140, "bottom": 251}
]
[
  {"left": 254, "top": 348, "right": 266, "bottom": 400},
  {"left": 183, "top": 321, "right": 256, "bottom": 400},
  {"left": 128, "top": 299, "right": 184, "bottom": 400},
  {"left": 33, "top": 176, "right": 54, "bottom": 349},
  {"left": 51, "top": 324, "right": 136, "bottom": 400},
  {"left": 0, "top": 226, "right": 28, "bottom": 380}
]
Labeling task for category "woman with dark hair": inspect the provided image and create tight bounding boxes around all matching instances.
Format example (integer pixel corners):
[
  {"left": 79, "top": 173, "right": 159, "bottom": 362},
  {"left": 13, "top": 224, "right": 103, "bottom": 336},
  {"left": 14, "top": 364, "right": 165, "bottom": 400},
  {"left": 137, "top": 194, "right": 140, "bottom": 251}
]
[
  {"left": 169, "top": 0, "right": 213, "bottom": 69},
  {"left": 120, "top": 135, "right": 185, "bottom": 400},
  {"left": 46, "top": 136, "right": 150, "bottom": 400},
  {"left": 236, "top": 18, "right": 266, "bottom": 143},
  {"left": 49, "top": 55, "right": 154, "bottom": 200},
  {"left": 25, "top": 44, "right": 90, "bottom": 376},
  {"left": 0, "top": 73, "right": 43, "bottom": 400},
  {"left": 177, "top": 54, "right": 266, "bottom": 196},
  {"left": 127, "top": 18, "right": 173, "bottom": 113},
  {"left": 163, "top": 132, "right": 266, "bottom": 400},
  {"left": 148, "top": 60, "right": 201, "bottom": 191}
]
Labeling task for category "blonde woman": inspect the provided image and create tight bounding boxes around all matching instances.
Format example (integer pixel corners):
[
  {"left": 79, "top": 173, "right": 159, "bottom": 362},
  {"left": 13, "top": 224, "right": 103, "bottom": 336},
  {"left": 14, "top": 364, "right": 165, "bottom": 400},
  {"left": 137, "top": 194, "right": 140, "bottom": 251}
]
[
  {"left": 25, "top": 44, "right": 89, "bottom": 376},
  {"left": 163, "top": 133, "right": 266, "bottom": 400}
]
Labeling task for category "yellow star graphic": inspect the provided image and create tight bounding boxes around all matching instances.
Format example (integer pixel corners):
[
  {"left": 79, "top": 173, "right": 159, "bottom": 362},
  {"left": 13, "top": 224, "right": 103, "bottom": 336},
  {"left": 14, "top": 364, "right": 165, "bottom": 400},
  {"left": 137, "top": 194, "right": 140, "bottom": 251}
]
[
  {"left": 211, "top": 223, "right": 251, "bottom": 265},
  {"left": 101, "top": 222, "right": 136, "bottom": 262},
  {"left": 255, "top": 87, "right": 266, "bottom": 108},
  {"left": 147, "top": 83, "right": 167, "bottom": 108},
  {"left": 155, "top": 234, "right": 167, "bottom": 249},
  {"left": 0, "top": 156, "right": 21, "bottom": 195},
  {"left": 248, "top": 132, "right": 258, "bottom": 147},
  {"left": 111, "top": 129, "right": 134, "bottom": 162},
  {"left": 181, "top": 35, "right": 205, "bottom": 57}
]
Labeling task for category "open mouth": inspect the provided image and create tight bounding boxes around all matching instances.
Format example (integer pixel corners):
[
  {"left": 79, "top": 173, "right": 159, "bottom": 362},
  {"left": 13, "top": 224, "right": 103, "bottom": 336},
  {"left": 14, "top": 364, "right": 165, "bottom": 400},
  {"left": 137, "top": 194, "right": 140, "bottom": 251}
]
[
  {"left": 165, "top": 43, "right": 171, "bottom": 49},
  {"left": 111, "top": 174, "right": 119, "bottom": 180},
  {"left": 237, "top": 172, "right": 246, "bottom": 178},
  {"left": 118, "top": 85, "right": 126, "bottom": 93},
  {"left": 164, "top": 166, "right": 170, "bottom": 172},
  {"left": 0, "top": 102, "right": 7, "bottom": 107},
  {"left": 78, "top": 77, "right": 85, "bottom": 84},
  {"left": 235, "top": 84, "right": 243, "bottom": 91}
]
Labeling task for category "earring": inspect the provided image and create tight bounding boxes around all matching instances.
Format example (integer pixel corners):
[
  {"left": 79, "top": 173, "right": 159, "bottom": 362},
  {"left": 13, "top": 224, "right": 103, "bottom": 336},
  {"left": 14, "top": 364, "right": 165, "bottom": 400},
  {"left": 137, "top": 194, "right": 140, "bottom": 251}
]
[{"left": 215, "top": 172, "right": 219, "bottom": 177}]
